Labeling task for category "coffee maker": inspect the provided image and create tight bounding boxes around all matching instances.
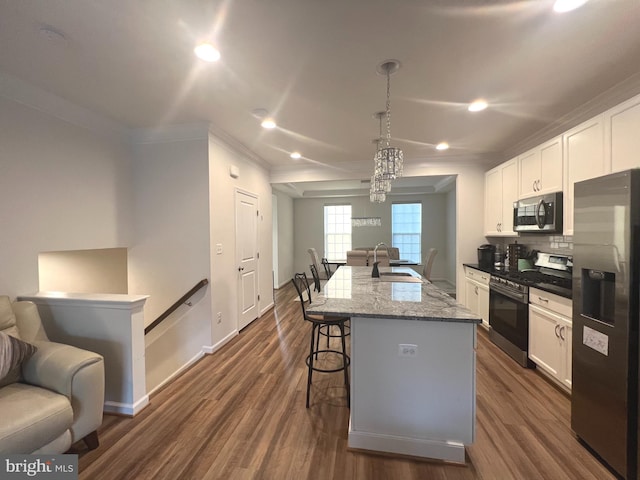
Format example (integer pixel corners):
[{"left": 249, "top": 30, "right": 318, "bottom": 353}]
[{"left": 477, "top": 244, "right": 495, "bottom": 270}]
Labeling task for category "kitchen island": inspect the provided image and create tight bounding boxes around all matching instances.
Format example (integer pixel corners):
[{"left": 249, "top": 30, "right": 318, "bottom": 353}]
[{"left": 307, "top": 266, "right": 481, "bottom": 463}]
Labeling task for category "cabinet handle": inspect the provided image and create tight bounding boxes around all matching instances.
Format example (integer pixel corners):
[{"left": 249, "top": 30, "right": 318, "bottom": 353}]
[
  {"left": 559, "top": 326, "right": 565, "bottom": 341},
  {"left": 537, "top": 179, "right": 542, "bottom": 191},
  {"left": 555, "top": 324, "right": 560, "bottom": 338},
  {"left": 538, "top": 296, "right": 549, "bottom": 303},
  {"left": 532, "top": 180, "right": 536, "bottom": 191},
  {"left": 475, "top": 285, "right": 478, "bottom": 295}
]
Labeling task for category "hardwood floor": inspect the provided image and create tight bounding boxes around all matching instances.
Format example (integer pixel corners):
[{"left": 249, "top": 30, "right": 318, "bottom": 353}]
[{"left": 73, "top": 284, "right": 616, "bottom": 480}]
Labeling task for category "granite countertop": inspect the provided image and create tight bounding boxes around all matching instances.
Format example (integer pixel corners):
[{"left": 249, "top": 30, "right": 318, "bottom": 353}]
[{"left": 306, "top": 266, "right": 481, "bottom": 324}]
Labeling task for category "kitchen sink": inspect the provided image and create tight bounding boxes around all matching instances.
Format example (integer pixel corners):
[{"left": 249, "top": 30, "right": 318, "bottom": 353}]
[
  {"left": 379, "top": 272, "right": 413, "bottom": 277},
  {"left": 377, "top": 275, "right": 423, "bottom": 283}
]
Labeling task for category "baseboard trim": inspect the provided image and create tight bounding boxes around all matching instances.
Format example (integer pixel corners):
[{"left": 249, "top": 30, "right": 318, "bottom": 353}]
[
  {"left": 260, "top": 302, "right": 275, "bottom": 316},
  {"left": 104, "top": 395, "right": 149, "bottom": 417},
  {"left": 348, "top": 423, "right": 466, "bottom": 464},
  {"left": 146, "top": 351, "right": 205, "bottom": 397},
  {"left": 203, "top": 329, "right": 238, "bottom": 355}
]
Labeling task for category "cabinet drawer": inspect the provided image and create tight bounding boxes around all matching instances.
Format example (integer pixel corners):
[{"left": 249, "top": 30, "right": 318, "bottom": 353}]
[
  {"left": 465, "top": 267, "right": 490, "bottom": 285},
  {"left": 529, "top": 287, "right": 572, "bottom": 317}
]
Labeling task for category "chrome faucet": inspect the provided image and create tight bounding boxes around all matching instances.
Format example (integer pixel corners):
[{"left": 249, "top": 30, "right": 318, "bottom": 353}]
[
  {"left": 372, "top": 242, "right": 387, "bottom": 277},
  {"left": 373, "top": 242, "right": 387, "bottom": 264}
]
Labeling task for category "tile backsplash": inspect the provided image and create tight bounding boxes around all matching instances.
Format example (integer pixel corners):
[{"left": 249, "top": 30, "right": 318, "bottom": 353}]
[{"left": 488, "top": 234, "right": 573, "bottom": 256}]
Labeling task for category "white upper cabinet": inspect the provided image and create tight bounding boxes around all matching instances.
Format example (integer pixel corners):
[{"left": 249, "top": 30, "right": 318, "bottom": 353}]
[
  {"left": 518, "top": 136, "right": 563, "bottom": 199},
  {"left": 604, "top": 94, "right": 640, "bottom": 173},
  {"left": 485, "top": 158, "right": 518, "bottom": 236},
  {"left": 563, "top": 115, "right": 605, "bottom": 235}
]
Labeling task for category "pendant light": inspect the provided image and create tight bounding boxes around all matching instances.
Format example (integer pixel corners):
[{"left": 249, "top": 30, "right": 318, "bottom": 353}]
[{"left": 374, "top": 60, "right": 404, "bottom": 181}]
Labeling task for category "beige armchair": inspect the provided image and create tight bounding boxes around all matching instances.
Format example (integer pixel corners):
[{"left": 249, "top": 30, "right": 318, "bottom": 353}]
[{"left": 0, "top": 296, "right": 104, "bottom": 454}]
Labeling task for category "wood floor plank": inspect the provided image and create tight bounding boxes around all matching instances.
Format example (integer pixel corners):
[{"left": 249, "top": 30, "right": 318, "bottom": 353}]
[{"left": 73, "top": 283, "right": 617, "bottom": 480}]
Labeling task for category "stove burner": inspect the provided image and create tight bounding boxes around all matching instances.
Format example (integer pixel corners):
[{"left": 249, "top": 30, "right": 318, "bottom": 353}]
[{"left": 505, "top": 270, "right": 572, "bottom": 290}]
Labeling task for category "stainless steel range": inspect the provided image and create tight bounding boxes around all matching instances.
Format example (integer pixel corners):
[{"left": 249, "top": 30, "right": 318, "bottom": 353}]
[{"left": 488, "top": 252, "right": 572, "bottom": 367}]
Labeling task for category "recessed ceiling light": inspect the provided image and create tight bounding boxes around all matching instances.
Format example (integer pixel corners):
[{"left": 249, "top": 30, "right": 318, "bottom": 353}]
[
  {"left": 290, "top": 152, "right": 302, "bottom": 159},
  {"left": 194, "top": 43, "right": 220, "bottom": 62},
  {"left": 553, "top": 0, "right": 588, "bottom": 13},
  {"left": 468, "top": 99, "right": 488, "bottom": 112},
  {"left": 436, "top": 142, "right": 449, "bottom": 151},
  {"left": 261, "top": 118, "right": 277, "bottom": 129}
]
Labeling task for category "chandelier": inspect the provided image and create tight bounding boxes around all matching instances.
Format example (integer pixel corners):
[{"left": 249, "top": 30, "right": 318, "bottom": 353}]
[
  {"left": 374, "top": 60, "right": 403, "bottom": 181},
  {"left": 370, "top": 127, "right": 391, "bottom": 203},
  {"left": 352, "top": 216, "right": 382, "bottom": 227}
]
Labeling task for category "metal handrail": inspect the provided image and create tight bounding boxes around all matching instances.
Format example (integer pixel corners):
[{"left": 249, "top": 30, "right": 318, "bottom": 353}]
[{"left": 144, "top": 278, "right": 209, "bottom": 335}]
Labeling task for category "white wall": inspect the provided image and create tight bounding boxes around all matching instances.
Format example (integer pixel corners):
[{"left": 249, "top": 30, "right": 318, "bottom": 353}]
[
  {"left": 208, "top": 136, "right": 273, "bottom": 346},
  {"left": 292, "top": 193, "right": 452, "bottom": 282},
  {"left": 0, "top": 95, "right": 133, "bottom": 299},
  {"left": 445, "top": 188, "right": 457, "bottom": 284},
  {"left": 128, "top": 135, "right": 213, "bottom": 393},
  {"left": 273, "top": 190, "right": 294, "bottom": 288}
]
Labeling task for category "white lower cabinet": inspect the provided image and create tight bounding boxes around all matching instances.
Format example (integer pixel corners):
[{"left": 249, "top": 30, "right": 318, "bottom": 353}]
[
  {"left": 464, "top": 267, "right": 490, "bottom": 329},
  {"left": 528, "top": 288, "right": 572, "bottom": 391}
]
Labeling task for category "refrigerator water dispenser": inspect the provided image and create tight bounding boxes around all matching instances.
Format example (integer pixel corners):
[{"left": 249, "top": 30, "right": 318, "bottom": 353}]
[{"left": 581, "top": 268, "right": 616, "bottom": 325}]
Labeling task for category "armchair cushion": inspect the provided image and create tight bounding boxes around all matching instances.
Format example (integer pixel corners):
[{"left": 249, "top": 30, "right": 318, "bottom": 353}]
[
  {"left": 0, "top": 331, "right": 37, "bottom": 387},
  {"left": 22, "top": 341, "right": 103, "bottom": 399},
  {"left": 0, "top": 383, "right": 73, "bottom": 454}
]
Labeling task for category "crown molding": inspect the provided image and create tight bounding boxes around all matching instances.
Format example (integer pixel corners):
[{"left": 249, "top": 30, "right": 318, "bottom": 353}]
[
  {"left": 207, "top": 123, "right": 272, "bottom": 170},
  {"left": 504, "top": 72, "right": 640, "bottom": 159},
  {"left": 0, "top": 70, "right": 128, "bottom": 141},
  {"left": 129, "top": 123, "right": 210, "bottom": 144}
]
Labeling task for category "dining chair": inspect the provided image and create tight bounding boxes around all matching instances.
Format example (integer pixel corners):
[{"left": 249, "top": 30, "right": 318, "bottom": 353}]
[
  {"left": 370, "top": 249, "right": 390, "bottom": 266},
  {"left": 423, "top": 248, "right": 438, "bottom": 281},
  {"left": 346, "top": 250, "right": 368, "bottom": 266},
  {"left": 308, "top": 247, "right": 326, "bottom": 280},
  {"left": 387, "top": 247, "right": 400, "bottom": 261},
  {"left": 291, "top": 273, "right": 350, "bottom": 408}
]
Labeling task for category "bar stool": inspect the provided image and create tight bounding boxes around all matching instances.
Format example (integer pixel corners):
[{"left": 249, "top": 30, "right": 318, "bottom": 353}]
[
  {"left": 291, "top": 272, "right": 350, "bottom": 408},
  {"left": 321, "top": 257, "right": 333, "bottom": 279},
  {"left": 309, "top": 264, "right": 322, "bottom": 292}
]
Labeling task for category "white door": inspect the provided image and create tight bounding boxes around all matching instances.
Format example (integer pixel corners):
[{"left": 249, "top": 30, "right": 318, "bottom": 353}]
[{"left": 236, "top": 190, "right": 259, "bottom": 330}]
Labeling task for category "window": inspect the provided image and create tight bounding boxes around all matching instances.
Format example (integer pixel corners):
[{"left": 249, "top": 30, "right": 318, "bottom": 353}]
[
  {"left": 324, "top": 205, "right": 352, "bottom": 261},
  {"left": 392, "top": 203, "right": 422, "bottom": 264}
]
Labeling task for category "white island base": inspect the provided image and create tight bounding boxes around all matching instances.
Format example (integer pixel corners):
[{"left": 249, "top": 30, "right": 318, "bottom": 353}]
[{"left": 348, "top": 316, "right": 476, "bottom": 463}]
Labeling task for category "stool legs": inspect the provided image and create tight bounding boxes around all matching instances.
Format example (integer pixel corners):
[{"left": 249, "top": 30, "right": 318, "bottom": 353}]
[
  {"left": 305, "top": 321, "right": 350, "bottom": 408},
  {"left": 306, "top": 323, "right": 316, "bottom": 408}
]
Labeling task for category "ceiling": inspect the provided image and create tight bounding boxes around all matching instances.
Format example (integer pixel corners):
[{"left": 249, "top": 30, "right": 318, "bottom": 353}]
[{"left": 2, "top": 0, "right": 640, "bottom": 196}]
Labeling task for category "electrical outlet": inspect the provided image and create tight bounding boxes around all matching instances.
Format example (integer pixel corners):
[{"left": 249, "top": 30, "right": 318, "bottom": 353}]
[
  {"left": 216, "top": 312, "right": 222, "bottom": 324},
  {"left": 398, "top": 344, "right": 418, "bottom": 357}
]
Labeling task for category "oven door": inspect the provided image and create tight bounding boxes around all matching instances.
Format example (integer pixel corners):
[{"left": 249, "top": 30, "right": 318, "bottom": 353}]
[{"left": 489, "top": 284, "right": 529, "bottom": 352}]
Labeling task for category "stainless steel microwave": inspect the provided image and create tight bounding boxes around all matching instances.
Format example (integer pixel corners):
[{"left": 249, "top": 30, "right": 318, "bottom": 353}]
[{"left": 513, "top": 192, "right": 563, "bottom": 233}]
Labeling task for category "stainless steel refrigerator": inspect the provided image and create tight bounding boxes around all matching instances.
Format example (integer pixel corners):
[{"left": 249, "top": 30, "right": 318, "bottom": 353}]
[{"left": 572, "top": 169, "right": 640, "bottom": 480}]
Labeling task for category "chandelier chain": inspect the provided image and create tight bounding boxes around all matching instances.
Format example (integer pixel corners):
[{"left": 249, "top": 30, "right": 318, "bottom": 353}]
[{"left": 385, "top": 69, "right": 392, "bottom": 147}]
